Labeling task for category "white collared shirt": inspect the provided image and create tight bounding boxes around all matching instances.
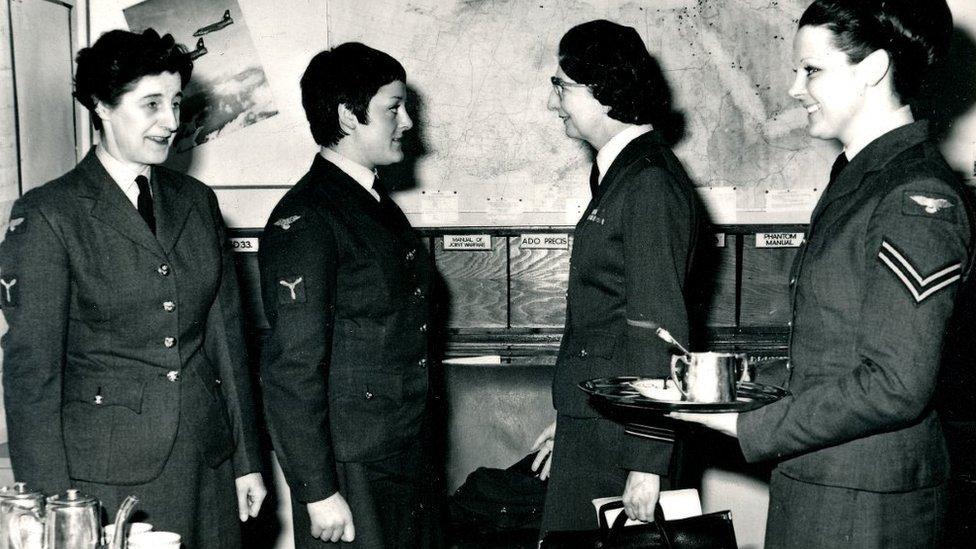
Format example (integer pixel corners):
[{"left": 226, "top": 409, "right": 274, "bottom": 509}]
[
  {"left": 595, "top": 124, "right": 654, "bottom": 185},
  {"left": 95, "top": 146, "right": 151, "bottom": 207},
  {"left": 320, "top": 147, "right": 380, "bottom": 202}
]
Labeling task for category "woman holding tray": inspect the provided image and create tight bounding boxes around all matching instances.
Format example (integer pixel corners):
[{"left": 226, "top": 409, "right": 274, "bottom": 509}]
[{"left": 671, "top": 1, "right": 973, "bottom": 547}]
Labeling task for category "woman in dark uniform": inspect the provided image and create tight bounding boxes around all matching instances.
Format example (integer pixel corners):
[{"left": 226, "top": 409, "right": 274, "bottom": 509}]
[
  {"left": 0, "top": 29, "right": 265, "bottom": 547},
  {"left": 530, "top": 20, "right": 703, "bottom": 533},
  {"left": 672, "top": 1, "right": 972, "bottom": 547}
]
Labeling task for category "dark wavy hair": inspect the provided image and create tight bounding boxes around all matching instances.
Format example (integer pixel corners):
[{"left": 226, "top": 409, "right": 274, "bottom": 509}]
[
  {"left": 799, "top": 0, "right": 953, "bottom": 103},
  {"left": 74, "top": 29, "right": 192, "bottom": 131},
  {"left": 558, "top": 20, "right": 675, "bottom": 130},
  {"left": 300, "top": 42, "right": 406, "bottom": 147}
]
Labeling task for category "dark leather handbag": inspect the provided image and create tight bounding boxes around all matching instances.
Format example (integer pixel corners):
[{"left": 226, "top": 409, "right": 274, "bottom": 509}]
[{"left": 541, "top": 501, "right": 737, "bottom": 549}]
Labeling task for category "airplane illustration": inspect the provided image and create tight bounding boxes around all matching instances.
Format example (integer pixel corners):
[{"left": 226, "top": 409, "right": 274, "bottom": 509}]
[
  {"left": 189, "top": 37, "right": 208, "bottom": 60},
  {"left": 193, "top": 10, "right": 233, "bottom": 37}
]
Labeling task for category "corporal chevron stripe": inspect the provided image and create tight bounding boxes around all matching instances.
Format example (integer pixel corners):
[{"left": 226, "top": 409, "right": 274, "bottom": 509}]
[{"left": 878, "top": 240, "right": 962, "bottom": 303}]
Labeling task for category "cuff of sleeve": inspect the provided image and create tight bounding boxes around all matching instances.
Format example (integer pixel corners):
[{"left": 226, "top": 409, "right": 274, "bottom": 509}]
[
  {"left": 287, "top": 469, "right": 340, "bottom": 504},
  {"left": 737, "top": 406, "right": 775, "bottom": 463},
  {"left": 618, "top": 427, "right": 673, "bottom": 474}
]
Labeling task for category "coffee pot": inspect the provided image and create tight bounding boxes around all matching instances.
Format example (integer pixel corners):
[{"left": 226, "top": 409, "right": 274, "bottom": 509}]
[
  {"left": 0, "top": 486, "right": 100, "bottom": 549},
  {"left": 0, "top": 483, "right": 45, "bottom": 549},
  {"left": 43, "top": 490, "right": 100, "bottom": 549}
]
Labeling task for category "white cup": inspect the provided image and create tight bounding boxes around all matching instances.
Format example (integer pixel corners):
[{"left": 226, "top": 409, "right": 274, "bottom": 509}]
[
  {"left": 104, "top": 522, "right": 154, "bottom": 545},
  {"left": 128, "top": 531, "right": 181, "bottom": 548}
]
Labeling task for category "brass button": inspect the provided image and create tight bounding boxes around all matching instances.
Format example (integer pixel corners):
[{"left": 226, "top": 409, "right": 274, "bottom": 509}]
[
  {"left": 158, "top": 264, "right": 170, "bottom": 276},
  {"left": 94, "top": 395, "right": 104, "bottom": 405},
  {"left": 406, "top": 249, "right": 417, "bottom": 261},
  {"left": 166, "top": 370, "right": 180, "bottom": 382},
  {"left": 579, "top": 349, "right": 588, "bottom": 358},
  {"left": 164, "top": 337, "right": 176, "bottom": 348},
  {"left": 414, "top": 288, "right": 423, "bottom": 298},
  {"left": 420, "top": 323, "right": 428, "bottom": 333},
  {"left": 364, "top": 391, "right": 374, "bottom": 400},
  {"left": 163, "top": 301, "right": 175, "bottom": 312},
  {"left": 418, "top": 358, "right": 427, "bottom": 368}
]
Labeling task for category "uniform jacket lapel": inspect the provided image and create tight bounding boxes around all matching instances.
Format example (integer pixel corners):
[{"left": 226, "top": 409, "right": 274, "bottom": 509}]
[
  {"left": 579, "top": 130, "right": 662, "bottom": 224},
  {"left": 811, "top": 122, "right": 931, "bottom": 232},
  {"left": 79, "top": 150, "right": 165, "bottom": 259},
  {"left": 152, "top": 167, "right": 193, "bottom": 256}
]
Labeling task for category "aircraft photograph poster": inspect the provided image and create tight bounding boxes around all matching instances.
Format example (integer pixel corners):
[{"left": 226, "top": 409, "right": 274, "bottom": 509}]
[{"left": 124, "top": 0, "right": 279, "bottom": 152}]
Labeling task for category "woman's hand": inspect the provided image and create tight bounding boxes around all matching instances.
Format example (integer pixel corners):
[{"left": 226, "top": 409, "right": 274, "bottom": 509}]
[
  {"left": 667, "top": 412, "right": 739, "bottom": 438},
  {"left": 530, "top": 420, "right": 557, "bottom": 480},
  {"left": 235, "top": 472, "right": 268, "bottom": 521}
]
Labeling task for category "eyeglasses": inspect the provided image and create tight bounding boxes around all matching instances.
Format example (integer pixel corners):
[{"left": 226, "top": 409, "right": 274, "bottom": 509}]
[{"left": 550, "top": 75, "right": 589, "bottom": 98}]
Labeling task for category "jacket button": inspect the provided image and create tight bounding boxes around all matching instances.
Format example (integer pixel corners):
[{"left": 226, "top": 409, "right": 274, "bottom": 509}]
[
  {"left": 414, "top": 288, "right": 423, "bottom": 298},
  {"left": 166, "top": 370, "right": 180, "bottom": 382},
  {"left": 158, "top": 264, "right": 170, "bottom": 276},
  {"left": 93, "top": 395, "right": 104, "bottom": 405},
  {"left": 164, "top": 337, "right": 176, "bottom": 348},
  {"left": 418, "top": 358, "right": 427, "bottom": 368},
  {"left": 364, "top": 391, "right": 374, "bottom": 400},
  {"left": 789, "top": 277, "right": 796, "bottom": 286},
  {"left": 579, "top": 349, "right": 588, "bottom": 358},
  {"left": 163, "top": 301, "right": 175, "bottom": 312},
  {"left": 420, "top": 323, "right": 428, "bottom": 333},
  {"left": 406, "top": 249, "right": 416, "bottom": 261}
]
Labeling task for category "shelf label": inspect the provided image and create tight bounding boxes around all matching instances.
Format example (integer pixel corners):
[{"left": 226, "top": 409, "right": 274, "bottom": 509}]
[
  {"left": 444, "top": 234, "right": 492, "bottom": 250},
  {"left": 756, "top": 232, "right": 804, "bottom": 248}
]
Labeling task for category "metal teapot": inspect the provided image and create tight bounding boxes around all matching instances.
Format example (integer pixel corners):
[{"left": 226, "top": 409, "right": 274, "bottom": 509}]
[
  {"left": 43, "top": 490, "right": 100, "bottom": 549},
  {"left": 0, "top": 483, "right": 45, "bottom": 549}
]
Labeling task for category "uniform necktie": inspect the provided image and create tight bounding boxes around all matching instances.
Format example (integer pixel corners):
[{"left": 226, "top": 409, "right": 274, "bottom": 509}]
[
  {"left": 828, "top": 153, "right": 849, "bottom": 185},
  {"left": 371, "top": 177, "right": 386, "bottom": 203},
  {"left": 135, "top": 175, "right": 156, "bottom": 234},
  {"left": 589, "top": 163, "right": 600, "bottom": 198}
]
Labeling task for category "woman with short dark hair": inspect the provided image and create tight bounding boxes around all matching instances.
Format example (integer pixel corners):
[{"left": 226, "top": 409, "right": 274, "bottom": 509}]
[
  {"left": 0, "top": 28, "right": 265, "bottom": 548},
  {"left": 672, "top": 1, "right": 972, "bottom": 546},
  {"left": 531, "top": 19, "right": 703, "bottom": 534}
]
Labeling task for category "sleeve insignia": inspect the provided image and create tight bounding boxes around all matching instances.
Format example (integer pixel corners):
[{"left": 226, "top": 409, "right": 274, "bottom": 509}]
[
  {"left": 903, "top": 191, "right": 957, "bottom": 221},
  {"left": 878, "top": 239, "right": 961, "bottom": 303},
  {"left": 910, "top": 195, "right": 953, "bottom": 214},
  {"left": 277, "top": 275, "right": 306, "bottom": 304},
  {"left": 0, "top": 275, "right": 18, "bottom": 308},
  {"left": 273, "top": 215, "right": 302, "bottom": 230},
  {"left": 5, "top": 217, "right": 26, "bottom": 235}
]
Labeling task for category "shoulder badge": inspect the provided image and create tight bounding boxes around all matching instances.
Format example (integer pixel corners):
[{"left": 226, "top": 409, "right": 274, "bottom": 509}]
[
  {"left": 877, "top": 239, "right": 961, "bottom": 303},
  {"left": 910, "top": 195, "right": 953, "bottom": 214},
  {"left": 5, "top": 217, "right": 26, "bottom": 235},
  {"left": 902, "top": 191, "right": 956, "bottom": 222},
  {"left": 273, "top": 215, "right": 302, "bottom": 230}
]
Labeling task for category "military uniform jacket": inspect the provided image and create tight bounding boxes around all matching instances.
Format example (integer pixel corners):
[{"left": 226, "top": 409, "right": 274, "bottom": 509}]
[
  {"left": 0, "top": 150, "right": 261, "bottom": 494},
  {"left": 553, "top": 130, "right": 703, "bottom": 473},
  {"left": 739, "top": 122, "right": 974, "bottom": 492},
  {"left": 259, "top": 154, "right": 432, "bottom": 503}
]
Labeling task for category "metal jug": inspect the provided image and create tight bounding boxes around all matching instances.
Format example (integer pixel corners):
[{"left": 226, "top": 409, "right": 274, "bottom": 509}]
[
  {"left": 0, "top": 483, "right": 45, "bottom": 549},
  {"left": 43, "top": 490, "right": 100, "bottom": 549}
]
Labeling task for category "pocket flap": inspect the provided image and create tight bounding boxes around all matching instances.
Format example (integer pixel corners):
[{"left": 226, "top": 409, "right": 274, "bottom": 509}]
[{"left": 63, "top": 374, "right": 144, "bottom": 413}]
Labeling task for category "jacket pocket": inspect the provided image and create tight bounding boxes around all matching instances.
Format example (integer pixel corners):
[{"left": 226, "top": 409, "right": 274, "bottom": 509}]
[
  {"left": 329, "top": 370, "right": 404, "bottom": 461},
  {"left": 553, "top": 332, "right": 621, "bottom": 417},
  {"left": 62, "top": 373, "right": 170, "bottom": 483}
]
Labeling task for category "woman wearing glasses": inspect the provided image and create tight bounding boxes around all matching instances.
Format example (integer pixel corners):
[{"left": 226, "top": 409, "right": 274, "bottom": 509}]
[
  {"left": 530, "top": 19, "right": 704, "bottom": 534},
  {"left": 671, "top": 1, "right": 972, "bottom": 546}
]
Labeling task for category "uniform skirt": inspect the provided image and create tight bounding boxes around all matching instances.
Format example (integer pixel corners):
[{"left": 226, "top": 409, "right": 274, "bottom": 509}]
[
  {"left": 75, "top": 418, "right": 240, "bottom": 549},
  {"left": 539, "top": 416, "right": 631, "bottom": 536},
  {"left": 765, "top": 470, "right": 947, "bottom": 549}
]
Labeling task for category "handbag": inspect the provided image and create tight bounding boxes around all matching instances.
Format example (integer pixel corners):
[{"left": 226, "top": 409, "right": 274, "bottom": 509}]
[{"left": 541, "top": 500, "right": 737, "bottom": 549}]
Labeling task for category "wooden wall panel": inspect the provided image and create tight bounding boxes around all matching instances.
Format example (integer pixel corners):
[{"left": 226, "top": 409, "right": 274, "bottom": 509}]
[
  {"left": 434, "top": 236, "right": 508, "bottom": 328},
  {"left": 740, "top": 240, "right": 797, "bottom": 326},
  {"left": 694, "top": 234, "right": 737, "bottom": 328},
  {"left": 509, "top": 236, "right": 570, "bottom": 328}
]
